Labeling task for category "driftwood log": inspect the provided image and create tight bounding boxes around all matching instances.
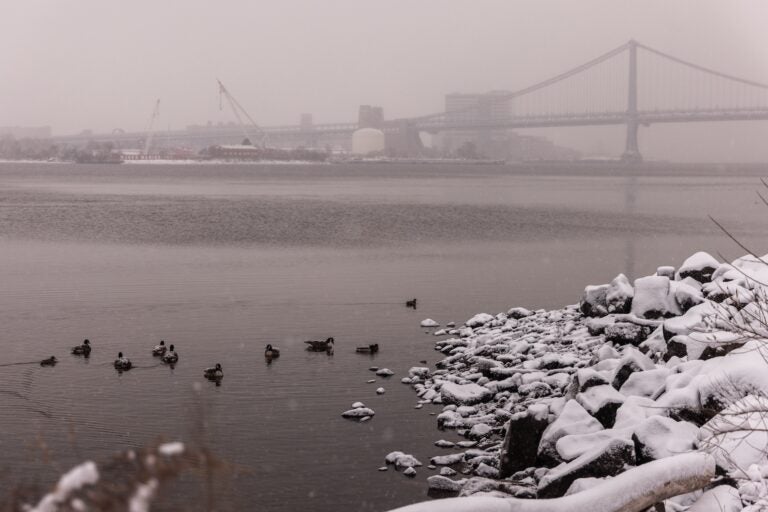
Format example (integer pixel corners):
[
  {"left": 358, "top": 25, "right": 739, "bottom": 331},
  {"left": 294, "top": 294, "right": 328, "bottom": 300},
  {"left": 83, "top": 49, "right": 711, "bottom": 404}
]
[{"left": 389, "top": 452, "right": 716, "bottom": 512}]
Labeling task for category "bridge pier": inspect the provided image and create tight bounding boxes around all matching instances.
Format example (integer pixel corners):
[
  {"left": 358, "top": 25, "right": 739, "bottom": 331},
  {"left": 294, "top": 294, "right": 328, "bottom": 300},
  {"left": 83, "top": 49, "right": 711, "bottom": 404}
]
[
  {"left": 622, "top": 119, "right": 642, "bottom": 163},
  {"left": 621, "top": 40, "right": 643, "bottom": 163}
]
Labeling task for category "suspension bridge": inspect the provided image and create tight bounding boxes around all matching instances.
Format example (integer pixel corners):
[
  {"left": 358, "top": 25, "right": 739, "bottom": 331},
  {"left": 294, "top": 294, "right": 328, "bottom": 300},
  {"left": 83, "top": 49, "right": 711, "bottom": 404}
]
[{"left": 53, "top": 40, "right": 768, "bottom": 161}]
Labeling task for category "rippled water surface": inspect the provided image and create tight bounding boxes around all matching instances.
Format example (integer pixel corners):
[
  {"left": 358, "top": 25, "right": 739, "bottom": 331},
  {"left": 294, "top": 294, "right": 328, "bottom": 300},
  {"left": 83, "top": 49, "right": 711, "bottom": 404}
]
[{"left": 0, "top": 161, "right": 766, "bottom": 510}]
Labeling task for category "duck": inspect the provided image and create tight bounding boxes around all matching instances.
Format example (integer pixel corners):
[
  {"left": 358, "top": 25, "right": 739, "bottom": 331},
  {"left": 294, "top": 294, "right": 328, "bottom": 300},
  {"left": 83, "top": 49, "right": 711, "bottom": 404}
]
[
  {"left": 114, "top": 352, "right": 132, "bottom": 371},
  {"left": 304, "top": 337, "right": 334, "bottom": 352},
  {"left": 204, "top": 363, "right": 223, "bottom": 380},
  {"left": 40, "top": 356, "right": 57, "bottom": 367},
  {"left": 161, "top": 344, "right": 179, "bottom": 364},
  {"left": 355, "top": 343, "right": 379, "bottom": 354},
  {"left": 71, "top": 339, "right": 91, "bottom": 356},
  {"left": 406, "top": 298, "right": 418, "bottom": 309},
  {"left": 152, "top": 340, "right": 167, "bottom": 356},
  {"left": 265, "top": 344, "right": 280, "bottom": 359}
]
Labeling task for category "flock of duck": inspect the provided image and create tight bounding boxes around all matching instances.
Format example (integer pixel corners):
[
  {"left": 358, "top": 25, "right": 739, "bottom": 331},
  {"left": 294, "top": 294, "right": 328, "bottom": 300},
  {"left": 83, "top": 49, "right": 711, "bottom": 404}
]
[{"left": 35, "top": 336, "right": 379, "bottom": 383}]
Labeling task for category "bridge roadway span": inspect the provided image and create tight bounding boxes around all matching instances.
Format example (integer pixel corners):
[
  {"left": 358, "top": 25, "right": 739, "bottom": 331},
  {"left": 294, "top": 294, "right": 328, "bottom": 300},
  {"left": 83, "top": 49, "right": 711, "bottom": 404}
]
[{"left": 50, "top": 107, "right": 768, "bottom": 146}]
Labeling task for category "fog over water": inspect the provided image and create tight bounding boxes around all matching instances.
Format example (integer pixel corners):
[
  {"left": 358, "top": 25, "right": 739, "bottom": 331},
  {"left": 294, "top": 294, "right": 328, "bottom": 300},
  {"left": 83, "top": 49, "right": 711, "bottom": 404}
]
[{"left": 0, "top": 162, "right": 767, "bottom": 510}]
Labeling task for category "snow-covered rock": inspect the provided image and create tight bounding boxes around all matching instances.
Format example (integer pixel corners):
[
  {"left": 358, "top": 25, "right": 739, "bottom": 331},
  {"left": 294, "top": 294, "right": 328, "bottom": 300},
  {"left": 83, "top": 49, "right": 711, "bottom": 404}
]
[
  {"left": 619, "top": 368, "right": 670, "bottom": 398},
  {"left": 507, "top": 307, "right": 533, "bottom": 319},
  {"left": 426, "top": 475, "right": 463, "bottom": 493},
  {"left": 700, "top": 395, "right": 768, "bottom": 474},
  {"left": 342, "top": 407, "right": 375, "bottom": 418},
  {"left": 580, "top": 284, "right": 610, "bottom": 317},
  {"left": 676, "top": 251, "right": 720, "bottom": 283},
  {"left": 440, "top": 382, "right": 493, "bottom": 406},
  {"left": 537, "top": 400, "right": 603, "bottom": 467},
  {"left": 499, "top": 408, "right": 549, "bottom": 477},
  {"left": 466, "top": 313, "right": 494, "bottom": 328},
  {"left": 603, "top": 322, "right": 651, "bottom": 346},
  {"left": 631, "top": 275, "right": 677, "bottom": 319},
  {"left": 633, "top": 416, "right": 698, "bottom": 462},
  {"left": 385, "top": 451, "right": 422, "bottom": 469},
  {"left": 687, "top": 485, "right": 742, "bottom": 512},
  {"left": 538, "top": 437, "right": 635, "bottom": 498},
  {"left": 606, "top": 274, "right": 633, "bottom": 314},
  {"left": 576, "top": 385, "right": 625, "bottom": 428},
  {"left": 421, "top": 319, "right": 439, "bottom": 327}
]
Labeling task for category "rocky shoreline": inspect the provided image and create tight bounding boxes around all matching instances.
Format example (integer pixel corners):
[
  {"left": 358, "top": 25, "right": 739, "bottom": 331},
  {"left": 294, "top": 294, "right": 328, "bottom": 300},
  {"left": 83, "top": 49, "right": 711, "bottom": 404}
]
[{"left": 388, "top": 251, "right": 768, "bottom": 512}]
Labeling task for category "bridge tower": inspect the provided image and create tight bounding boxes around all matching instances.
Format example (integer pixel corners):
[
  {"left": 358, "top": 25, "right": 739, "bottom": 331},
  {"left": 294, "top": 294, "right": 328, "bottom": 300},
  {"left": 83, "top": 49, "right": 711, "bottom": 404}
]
[{"left": 622, "top": 40, "right": 642, "bottom": 163}]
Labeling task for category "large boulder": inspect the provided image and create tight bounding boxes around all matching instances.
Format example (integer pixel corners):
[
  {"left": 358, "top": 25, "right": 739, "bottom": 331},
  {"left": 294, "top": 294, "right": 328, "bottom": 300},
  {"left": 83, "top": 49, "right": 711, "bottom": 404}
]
[
  {"left": 676, "top": 251, "right": 720, "bottom": 283},
  {"left": 465, "top": 313, "right": 494, "bottom": 328},
  {"left": 603, "top": 322, "right": 652, "bottom": 346},
  {"left": 537, "top": 400, "right": 603, "bottom": 467},
  {"left": 537, "top": 437, "right": 636, "bottom": 498},
  {"left": 499, "top": 406, "right": 549, "bottom": 477},
  {"left": 576, "top": 385, "right": 625, "bottom": 428},
  {"left": 619, "top": 368, "right": 671, "bottom": 398},
  {"left": 440, "top": 382, "right": 493, "bottom": 406},
  {"left": 611, "top": 347, "right": 655, "bottom": 390},
  {"left": 606, "top": 274, "right": 634, "bottom": 314},
  {"left": 666, "top": 332, "right": 746, "bottom": 361},
  {"left": 579, "top": 284, "right": 610, "bottom": 317},
  {"left": 631, "top": 276, "right": 676, "bottom": 319},
  {"left": 633, "top": 416, "right": 698, "bottom": 463},
  {"left": 566, "top": 368, "right": 610, "bottom": 398}
]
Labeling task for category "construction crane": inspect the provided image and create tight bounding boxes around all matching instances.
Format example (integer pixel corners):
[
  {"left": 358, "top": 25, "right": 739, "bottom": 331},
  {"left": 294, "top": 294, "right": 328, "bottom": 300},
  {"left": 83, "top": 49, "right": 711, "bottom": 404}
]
[
  {"left": 143, "top": 99, "right": 161, "bottom": 156},
  {"left": 217, "top": 79, "right": 267, "bottom": 148}
]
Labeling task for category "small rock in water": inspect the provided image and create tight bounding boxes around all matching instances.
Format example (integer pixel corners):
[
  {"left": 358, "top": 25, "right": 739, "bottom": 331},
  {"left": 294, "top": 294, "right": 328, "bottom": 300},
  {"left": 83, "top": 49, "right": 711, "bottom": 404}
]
[
  {"left": 376, "top": 368, "right": 394, "bottom": 376},
  {"left": 421, "top": 319, "right": 439, "bottom": 327},
  {"left": 440, "top": 467, "right": 458, "bottom": 476},
  {"left": 403, "top": 467, "right": 417, "bottom": 477},
  {"left": 428, "top": 464, "right": 437, "bottom": 470},
  {"left": 446, "top": 322, "right": 456, "bottom": 328},
  {"left": 359, "top": 416, "right": 371, "bottom": 423},
  {"left": 414, "top": 404, "right": 423, "bottom": 409},
  {"left": 367, "top": 379, "right": 376, "bottom": 383},
  {"left": 401, "top": 377, "right": 412, "bottom": 384},
  {"left": 435, "top": 439, "right": 455, "bottom": 448},
  {"left": 369, "top": 366, "right": 379, "bottom": 372},
  {"left": 376, "top": 387, "right": 386, "bottom": 394},
  {"left": 378, "top": 466, "right": 388, "bottom": 472},
  {"left": 352, "top": 402, "right": 366, "bottom": 409},
  {"left": 342, "top": 407, "right": 375, "bottom": 418},
  {"left": 385, "top": 451, "right": 423, "bottom": 469}
]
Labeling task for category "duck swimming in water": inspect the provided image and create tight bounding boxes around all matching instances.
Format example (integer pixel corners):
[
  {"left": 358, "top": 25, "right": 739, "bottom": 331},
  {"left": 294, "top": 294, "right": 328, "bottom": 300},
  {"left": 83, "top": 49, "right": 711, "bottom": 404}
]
[
  {"left": 114, "top": 352, "right": 132, "bottom": 371},
  {"left": 304, "top": 337, "right": 334, "bottom": 352},
  {"left": 152, "top": 340, "right": 167, "bottom": 356},
  {"left": 355, "top": 343, "right": 379, "bottom": 354},
  {"left": 161, "top": 344, "right": 179, "bottom": 364},
  {"left": 204, "top": 363, "right": 223, "bottom": 380},
  {"left": 71, "top": 339, "right": 91, "bottom": 356},
  {"left": 40, "top": 356, "right": 57, "bottom": 367},
  {"left": 265, "top": 344, "right": 280, "bottom": 359},
  {"left": 406, "top": 298, "right": 418, "bottom": 309}
]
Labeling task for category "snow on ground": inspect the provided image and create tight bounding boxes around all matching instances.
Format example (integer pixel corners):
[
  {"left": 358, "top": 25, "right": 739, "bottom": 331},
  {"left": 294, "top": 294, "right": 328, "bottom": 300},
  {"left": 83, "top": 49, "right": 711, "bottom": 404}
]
[{"left": 385, "top": 251, "right": 768, "bottom": 511}]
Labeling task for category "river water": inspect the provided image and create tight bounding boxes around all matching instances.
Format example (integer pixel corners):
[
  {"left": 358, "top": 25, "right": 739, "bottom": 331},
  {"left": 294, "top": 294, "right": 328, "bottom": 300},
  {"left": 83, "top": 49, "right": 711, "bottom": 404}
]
[{"left": 0, "top": 161, "right": 766, "bottom": 510}]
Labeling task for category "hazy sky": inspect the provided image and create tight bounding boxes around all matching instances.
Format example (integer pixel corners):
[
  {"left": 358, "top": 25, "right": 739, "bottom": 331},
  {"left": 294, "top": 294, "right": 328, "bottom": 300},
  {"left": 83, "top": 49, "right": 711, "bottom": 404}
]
[{"left": 3, "top": 1, "right": 768, "bottom": 160}]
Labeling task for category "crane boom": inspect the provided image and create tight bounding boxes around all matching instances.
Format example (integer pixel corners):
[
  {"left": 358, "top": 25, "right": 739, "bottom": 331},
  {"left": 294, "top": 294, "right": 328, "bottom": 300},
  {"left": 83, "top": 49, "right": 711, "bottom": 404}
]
[
  {"left": 217, "top": 80, "right": 266, "bottom": 147},
  {"left": 143, "top": 99, "right": 161, "bottom": 156}
]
